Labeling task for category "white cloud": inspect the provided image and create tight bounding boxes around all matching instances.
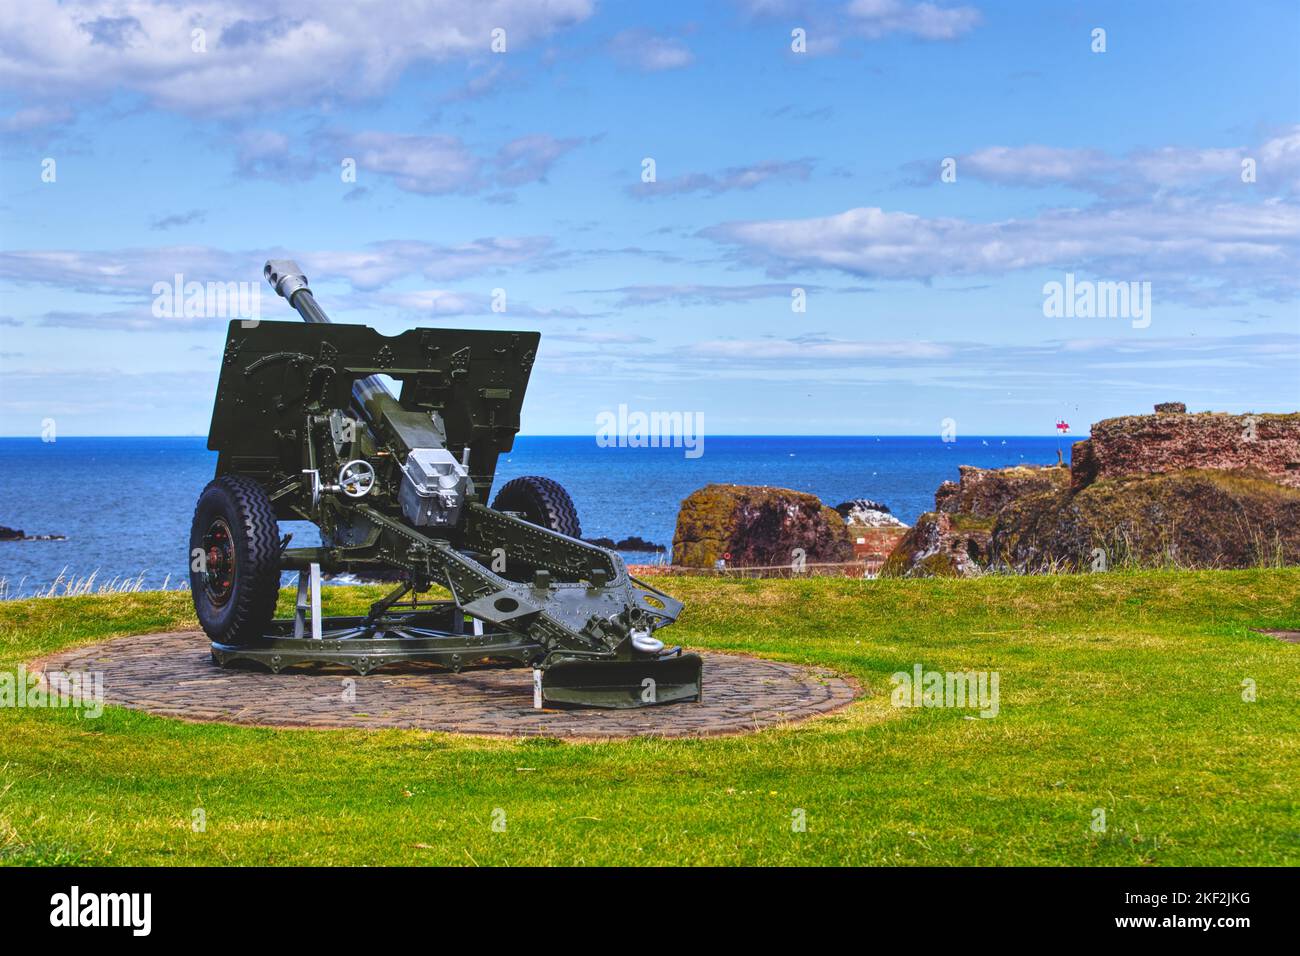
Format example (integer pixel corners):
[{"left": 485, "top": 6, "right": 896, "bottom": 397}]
[
  {"left": 0, "top": 246, "right": 250, "bottom": 294},
  {"left": 734, "top": 0, "right": 980, "bottom": 45},
  {"left": 0, "top": 104, "right": 74, "bottom": 133},
  {"left": 299, "top": 237, "right": 559, "bottom": 288},
  {"left": 577, "top": 282, "right": 871, "bottom": 306},
  {"left": 344, "top": 132, "right": 484, "bottom": 195},
  {"left": 236, "top": 129, "right": 585, "bottom": 194},
  {"left": 493, "top": 133, "right": 585, "bottom": 187},
  {"left": 925, "top": 128, "right": 1300, "bottom": 195},
  {"left": 0, "top": 237, "right": 559, "bottom": 298},
  {"left": 609, "top": 28, "right": 694, "bottom": 71},
  {"left": 39, "top": 308, "right": 211, "bottom": 331},
  {"left": 0, "top": 0, "right": 594, "bottom": 116},
  {"left": 150, "top": 209, "right": 207, "bottom": 231},
  {"left": 692, "top": 336, "right": 952, "bottom": 362},
  {"left": 547, "top": 331, "right": 653, "bottom": 344},
  {"left": 845, "top": 0, "right": 981, "bottom": 40},
  {"left": 629, "top": 159, "right": 814, "bottom": 198},
  {"left": 653, "top": 334, "right": 1300, "bottom": 409},
  {"left": 703, "top": 196, "right": 1300, "bottom": 300},
  {"left": 234, "top": 129, "right": 324, "bottom": 182},
  {"left": 376, "top": 288, "right": 590, "bottom": 318},
  {"left": 957, "top": 145, "right": 1116, "bottom": 187}
]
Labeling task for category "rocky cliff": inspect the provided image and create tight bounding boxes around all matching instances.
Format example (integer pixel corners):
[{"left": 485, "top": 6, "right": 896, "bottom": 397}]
[
  {"left": 994, "top": 470, "right": 1300, "bottom": 570},
  {"left": 883, "top": 464, "right": 1068, "bottom": 577},
  {"left": 936, "top": 464, "right": 1071, "bottom": 516},
  {"left": 884, "top": 404, "right": 1300, "bottom": 576},
  {"left": 879, "top": 511, "right": 993, "bottom": 577},
  {"left": 1071, "top": 408, "right": 1300, "bottom": 490},
  {"left": 672, "top": 484, "right": 853, "bottom": 568}
]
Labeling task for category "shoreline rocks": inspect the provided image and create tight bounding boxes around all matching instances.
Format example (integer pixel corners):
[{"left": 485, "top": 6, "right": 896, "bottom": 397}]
[
  {"left": 584, "top": 535, "right": 667, "bottom": 553},
  {"left": 0, "top": 525, "right": 67, "bottom": 542},
  {"left": 834, "top": 498, "right": 906, "bottom": 528}
]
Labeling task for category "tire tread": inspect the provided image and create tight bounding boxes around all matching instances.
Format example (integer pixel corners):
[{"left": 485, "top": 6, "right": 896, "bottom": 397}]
[
  {"left": 492, "top": 476, "right": 582, "bottom": 538},
  {"left": 189, "top": 474, "right": 281, "bottom": 645}
]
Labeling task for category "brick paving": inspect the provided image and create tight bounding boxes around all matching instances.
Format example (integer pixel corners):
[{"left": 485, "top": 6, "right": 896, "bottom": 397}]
[{"left": 30, "top": 631, "right": 859, "bottom": 739}]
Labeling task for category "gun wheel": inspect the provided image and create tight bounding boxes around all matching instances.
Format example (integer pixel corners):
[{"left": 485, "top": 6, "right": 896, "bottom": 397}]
[
  {"left": 189, "top": 475, "right": 281, "bottom": 646},
  {"left": 200, "top": 517, "right": 236, "bottom": 607},
  {"left": 492, "top": 475, "right": 582, "bottom": 538}
]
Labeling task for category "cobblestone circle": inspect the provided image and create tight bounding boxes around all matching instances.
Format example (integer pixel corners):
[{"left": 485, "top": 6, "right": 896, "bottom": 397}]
[{"left": 31, "top": 631, "right": 858, "bottom": 739}]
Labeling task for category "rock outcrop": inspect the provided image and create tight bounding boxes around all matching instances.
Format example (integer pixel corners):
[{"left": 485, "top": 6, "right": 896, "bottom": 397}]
[
  {"left": 1071, "top": 408, "right": 1300, "bottom": 491},
  {"left": 883, "top": 464, "right": 1068, "bottom": 577},
  {"left": 934, "top": 481, "right": 960, "bottom": 513},
  {"left": 672, "top": 484, "right": 853, "bottom": 568},
  {"left": 938, "top": 464, "right": 1071, "bottom": 517},
  {"left": 994, "top": 470, "right": 1300, "bottom": 570},
  {"left": 879, "top": 512, "right": 993, "bottom": 577},
  {"left": 888, "top": 403, "right": 1300, "bottom": 576}
]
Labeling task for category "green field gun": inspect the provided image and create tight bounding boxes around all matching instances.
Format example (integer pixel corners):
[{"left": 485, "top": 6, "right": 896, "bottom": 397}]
[{"left": 188, "top": 260, "right": 700, "bottom": 708}]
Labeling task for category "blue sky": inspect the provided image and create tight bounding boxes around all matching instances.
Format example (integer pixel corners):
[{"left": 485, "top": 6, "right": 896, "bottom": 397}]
[{"left": 0, "top": 0, "right": 1297, "bottom": 436}]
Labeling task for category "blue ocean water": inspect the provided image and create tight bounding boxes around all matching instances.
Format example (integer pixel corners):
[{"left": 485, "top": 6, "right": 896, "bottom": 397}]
[{"left": 0, "top": 435, "right": 1075, "bottom": 593}]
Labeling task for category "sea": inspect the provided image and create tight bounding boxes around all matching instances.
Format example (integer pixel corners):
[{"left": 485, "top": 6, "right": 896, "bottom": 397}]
[{"left": 0, "top": 435, "right": 1075, "bottom": 595}]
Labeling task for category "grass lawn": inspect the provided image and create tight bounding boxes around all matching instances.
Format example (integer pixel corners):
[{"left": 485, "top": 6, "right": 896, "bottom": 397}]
[{"left": 0, "top": 569, "right": 1296, "bottom": 866}]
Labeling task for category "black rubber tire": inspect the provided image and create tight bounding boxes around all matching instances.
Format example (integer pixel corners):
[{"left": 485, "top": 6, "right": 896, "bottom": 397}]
[
  {"left": 189, "top": 475, "right": 281, "bottom": 646},
  {"left": 492, "top": 476, "right": 582, "bottom": 538}
]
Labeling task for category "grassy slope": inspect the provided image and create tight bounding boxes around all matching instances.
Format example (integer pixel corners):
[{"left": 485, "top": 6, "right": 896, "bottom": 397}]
[{"left": 0, "top": 570, "right": 1296, "bottom": 866}]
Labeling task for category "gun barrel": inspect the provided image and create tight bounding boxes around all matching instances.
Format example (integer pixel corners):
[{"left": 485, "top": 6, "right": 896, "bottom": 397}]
[{"left": 264, "top": 260, "right": 392, "bottom": 408}]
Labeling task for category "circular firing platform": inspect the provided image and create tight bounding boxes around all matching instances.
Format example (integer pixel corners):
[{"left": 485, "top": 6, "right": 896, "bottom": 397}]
[{"left": 30, "top": 631, "right": 858, "bottom": 739}]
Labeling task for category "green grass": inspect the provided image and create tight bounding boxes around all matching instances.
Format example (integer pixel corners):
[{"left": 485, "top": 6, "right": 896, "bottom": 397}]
[{"left": 0, "top": 569, "right": 1297, "bottom": 866}]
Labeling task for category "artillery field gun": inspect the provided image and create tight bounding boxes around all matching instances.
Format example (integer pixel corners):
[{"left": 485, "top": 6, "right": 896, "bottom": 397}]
[{"left": 188, "top": 260, "right": 701, "bottom": 708}]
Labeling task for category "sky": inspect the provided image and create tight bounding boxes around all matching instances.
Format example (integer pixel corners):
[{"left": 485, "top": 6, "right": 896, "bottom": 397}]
[{"left": 0, "top": 0, "right": 1297, "bottom": 437}]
